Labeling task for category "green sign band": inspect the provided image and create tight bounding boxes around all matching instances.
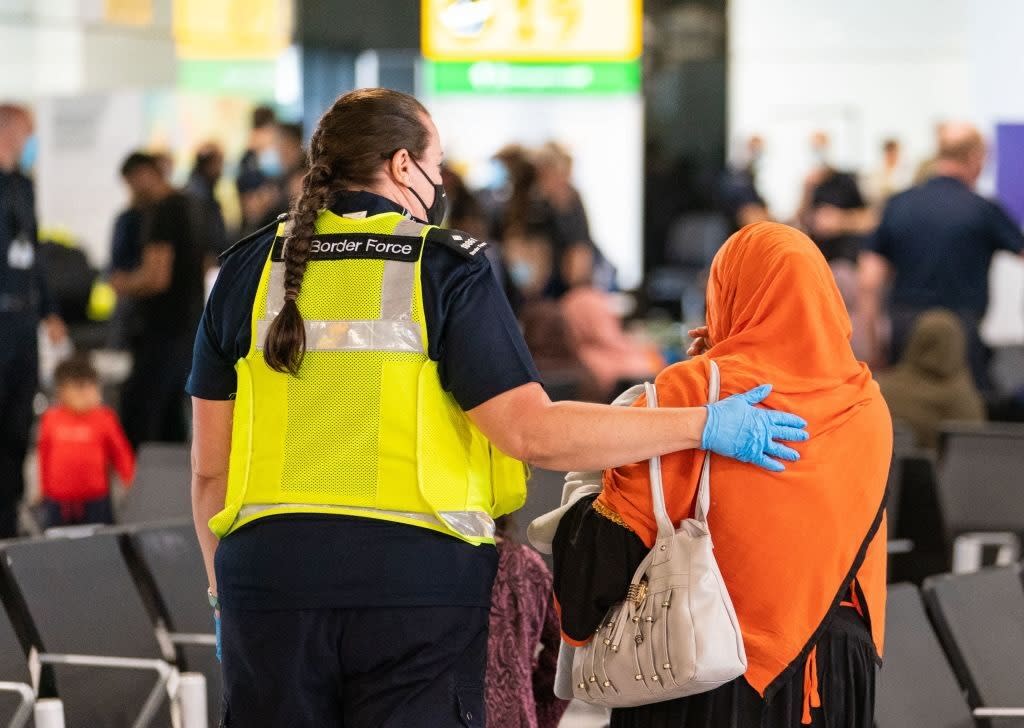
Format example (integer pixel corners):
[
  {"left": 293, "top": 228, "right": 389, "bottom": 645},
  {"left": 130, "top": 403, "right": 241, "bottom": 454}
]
[
  {"left": 178, "top": 59, "right": 277, "bottom": 99},
  {"left": 425, "top": 60, "right": 641, "bottom": 95}
]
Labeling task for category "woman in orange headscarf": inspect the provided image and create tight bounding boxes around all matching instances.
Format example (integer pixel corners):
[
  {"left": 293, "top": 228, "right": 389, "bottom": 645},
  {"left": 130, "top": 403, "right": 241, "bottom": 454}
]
[{"left": 552, "top": 222, "right": 890, "bottom": 727}]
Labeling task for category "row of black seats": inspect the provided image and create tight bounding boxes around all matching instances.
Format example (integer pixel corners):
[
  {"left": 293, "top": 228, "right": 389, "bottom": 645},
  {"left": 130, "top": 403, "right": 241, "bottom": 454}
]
[
  {"left": 0, "top": 521, "right": 215, "bottom": 728},
  {"left": 879, "top": 566, "right": 1024, "bottom": 727},
  {"left": 888, "top": 422, "right": 1024, "bottom": 582}
]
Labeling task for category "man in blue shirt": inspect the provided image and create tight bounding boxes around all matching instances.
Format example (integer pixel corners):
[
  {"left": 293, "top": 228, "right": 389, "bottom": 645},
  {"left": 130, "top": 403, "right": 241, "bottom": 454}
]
[
  {"left": 859, "top": 123, "right": 1024, "bottom": 391},
  {"left": 0, "top": 104, "right": 67, "bottom": 537}
]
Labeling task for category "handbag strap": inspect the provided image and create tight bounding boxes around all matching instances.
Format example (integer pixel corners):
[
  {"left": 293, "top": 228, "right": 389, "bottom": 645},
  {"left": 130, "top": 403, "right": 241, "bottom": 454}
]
[
  {"left": 644, "top": 359, "right": 721, "bottom": 540},
  {"left": 643, "top": 382, "right": 674, "bottom": 542},
  {"left": 695, "top": 360, "right": 721, "bottom": 524}
]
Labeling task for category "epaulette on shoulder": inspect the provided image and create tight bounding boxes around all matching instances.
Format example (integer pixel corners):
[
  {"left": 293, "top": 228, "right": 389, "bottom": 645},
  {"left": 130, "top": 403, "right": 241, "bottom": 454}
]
[
  {"left": 218, "top": 213, "right": 289, "bottom": 262},
  {"left": 425, "top": 227, "right": 489, "bottom": 261}
]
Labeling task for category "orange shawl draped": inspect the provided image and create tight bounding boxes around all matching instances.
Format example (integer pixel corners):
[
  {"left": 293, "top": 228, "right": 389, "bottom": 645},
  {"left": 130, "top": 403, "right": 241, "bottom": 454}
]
[{"left": 598, "top": 222, "right": 890, "bottom": 697}]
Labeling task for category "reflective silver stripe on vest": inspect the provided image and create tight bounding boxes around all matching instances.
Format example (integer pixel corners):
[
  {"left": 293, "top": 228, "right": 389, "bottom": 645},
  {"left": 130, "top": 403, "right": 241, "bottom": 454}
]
[
  {"left": 258, "top": 218, "right": 427, "bottom": 353},
  {"left": 236, "top": 503, "right": 496, "bottom": 539},
  {"left": 255, "top": 319, "right": 423, "bottom": 353}
]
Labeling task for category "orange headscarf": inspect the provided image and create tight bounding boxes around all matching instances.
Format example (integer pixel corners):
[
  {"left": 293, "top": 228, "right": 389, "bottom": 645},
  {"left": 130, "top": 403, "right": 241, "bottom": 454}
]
[{"left": 599, "top": 222, "right": 890, "bottom": 698}]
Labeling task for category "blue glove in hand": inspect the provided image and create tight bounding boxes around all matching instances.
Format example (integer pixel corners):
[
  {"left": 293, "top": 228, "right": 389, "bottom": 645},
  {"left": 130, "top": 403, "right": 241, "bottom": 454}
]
[
  {"left": 215, "top": 612, "right": 222, "bottom": 663},
  {"left": 701, "top": 384, "right": 809, "bottom": 472}
]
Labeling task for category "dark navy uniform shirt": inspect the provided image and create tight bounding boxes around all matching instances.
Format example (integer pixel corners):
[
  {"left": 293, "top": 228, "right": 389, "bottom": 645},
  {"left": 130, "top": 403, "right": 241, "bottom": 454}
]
[
  {"left": 0, "top": 170, "right": 55, "bottom": 319},
  {"left": 865, "top": 175, "right": 1024, "bottom": 314},
  {"left": 186, "top": 191, "right": 542, "bottom": 609}
]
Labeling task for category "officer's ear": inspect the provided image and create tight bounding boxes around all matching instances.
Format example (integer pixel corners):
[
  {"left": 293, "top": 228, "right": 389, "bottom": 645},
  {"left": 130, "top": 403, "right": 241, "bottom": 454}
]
[{"left": 386, "top": 148, "right": 414, "bottom": 187}]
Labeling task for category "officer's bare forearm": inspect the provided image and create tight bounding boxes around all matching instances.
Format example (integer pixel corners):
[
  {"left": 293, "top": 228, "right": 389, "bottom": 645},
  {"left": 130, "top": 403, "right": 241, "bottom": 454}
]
[
  {"left": 192, "top": 473, "right": 225, "bottom": 594},
  {"left": 191, "top": 397, "right": 234, "bottom": 597},
  {"left": 522, "top": 400, "right": 707, "bottom": 471},
  {"left": 468, "top": 383, "right": 707, "bottom": 472}
]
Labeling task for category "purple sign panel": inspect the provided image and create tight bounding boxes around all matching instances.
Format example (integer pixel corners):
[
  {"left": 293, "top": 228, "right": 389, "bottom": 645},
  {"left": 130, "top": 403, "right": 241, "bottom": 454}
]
[{"left": 996, "top": 123, "right": 1024, "bottom": 226}]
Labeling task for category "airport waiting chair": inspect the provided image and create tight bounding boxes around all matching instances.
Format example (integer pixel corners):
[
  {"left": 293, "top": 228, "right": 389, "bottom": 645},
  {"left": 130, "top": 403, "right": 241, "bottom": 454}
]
[
  {"left": 0, "top": 599, "right": 35, "bottom": 728},
  {"left": 937, "top": 423, "right": 1024, "bottom": 572},
  {"left": 884, "top": 421, "right": 916, "bottom": 560},
  {"left": 116, "top": 443, "right": 192, "bottom": 525},
  {"left": 888, "top": 451, "right": 950, "bottom": 583},
  {"left": 128, "top": 522, "right": 219, "bottom": 727},
  {"left": 876, "top": 584, "right": 975, "bottom": 728},
  {"left": 1, "top": 533, "right": 184, "bottom": 728},
  {"left": 923, "top": 566, "right": 1024, "bottom": 726}
]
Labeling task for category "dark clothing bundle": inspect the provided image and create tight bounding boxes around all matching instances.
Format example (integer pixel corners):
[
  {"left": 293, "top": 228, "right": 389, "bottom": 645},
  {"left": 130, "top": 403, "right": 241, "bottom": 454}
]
[{"left": 877, "top": 308, "right": 985, "bottom": 449}]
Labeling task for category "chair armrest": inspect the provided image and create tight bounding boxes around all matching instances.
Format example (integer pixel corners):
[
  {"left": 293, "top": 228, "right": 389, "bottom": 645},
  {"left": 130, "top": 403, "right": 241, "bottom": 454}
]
[
  {"left": 974, "top": 708, "right": 1024, "bottom": 718},
  {"left": 167, "top": 632, "right": 216, "bottom": 647},
  {"left": 887, "top": 539, "right": 914, "bottom": 554},
  {"left": 0, "top": 680, "right": 34, "bottom": 728},
  {"left": 39, "top": 653, "right": 173, "bottom": 728}
]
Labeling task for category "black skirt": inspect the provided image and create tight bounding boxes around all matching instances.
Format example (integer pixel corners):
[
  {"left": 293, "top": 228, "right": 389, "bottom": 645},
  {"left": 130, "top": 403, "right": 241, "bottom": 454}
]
[{"left": 552, "top": 496, "right": 877, "bottom": 728}]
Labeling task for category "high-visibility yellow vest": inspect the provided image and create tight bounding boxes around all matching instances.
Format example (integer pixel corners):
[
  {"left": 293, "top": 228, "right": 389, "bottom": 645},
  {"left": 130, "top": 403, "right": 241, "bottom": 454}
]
[{"left": 210, "top": 210, "right": 528, "bottom": 544}]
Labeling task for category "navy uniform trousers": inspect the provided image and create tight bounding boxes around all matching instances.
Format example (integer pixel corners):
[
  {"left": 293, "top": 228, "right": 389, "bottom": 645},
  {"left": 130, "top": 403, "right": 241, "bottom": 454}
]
[{"left": 219, "top": 605, "right": 489, "bottom": 728}]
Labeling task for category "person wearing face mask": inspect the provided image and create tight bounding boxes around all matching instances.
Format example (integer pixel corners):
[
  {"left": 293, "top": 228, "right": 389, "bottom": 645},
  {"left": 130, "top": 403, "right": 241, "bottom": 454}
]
[
  {"left": 237, "top": 104, "right": 278, "bottom": 178},
  {"left": 187, "top": 89, "right": 811, "bottom": 727},
  {"left": 0, "top": 103, "right": 67, "bottom": 538},
  {"left": 796, "top": 131, "right": 874, "bottom": 264}
]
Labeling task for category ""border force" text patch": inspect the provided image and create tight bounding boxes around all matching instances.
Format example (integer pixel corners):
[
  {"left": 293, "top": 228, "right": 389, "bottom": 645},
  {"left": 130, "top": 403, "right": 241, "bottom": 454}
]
[{"left": 271, "top": 233, "right": 423, "bottom": 263}]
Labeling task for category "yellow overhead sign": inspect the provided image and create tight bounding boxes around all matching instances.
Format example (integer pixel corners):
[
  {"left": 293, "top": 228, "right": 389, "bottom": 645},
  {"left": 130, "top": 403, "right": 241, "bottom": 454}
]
[
  {"left": 422, "top": 0, "right": 642, "bottom": 62},
  {"left": 104, "top": 0, "right": 153, "bottom": 25},
  {"left": 173, "top": 0, "right": 292, "bottom": 59}
]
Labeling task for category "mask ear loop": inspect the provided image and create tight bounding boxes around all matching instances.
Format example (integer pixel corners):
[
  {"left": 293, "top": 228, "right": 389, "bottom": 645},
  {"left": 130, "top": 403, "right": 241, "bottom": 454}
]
[{"left": 408, "top": 157, "right": 439, "bottom": 213}]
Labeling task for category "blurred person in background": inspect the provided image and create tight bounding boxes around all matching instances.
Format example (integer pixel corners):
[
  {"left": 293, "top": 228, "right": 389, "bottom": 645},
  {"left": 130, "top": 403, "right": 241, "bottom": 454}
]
[
  {"left": 486, "top": 515, "right": 568, "bottom": 728},
  {"left": 442, "top": 163, "right": 521, "bottom": 307},
  {"left": 37, "top": 356, "right": 134, "bottom": 527},
  {"left": 152, "top": 149, "right": 174, "bottom": 182},
  {"left": 238, "top": 104, "right": 279, "bottom": 179},
  {"left": 477, "top": 144, "right": 518, "bottom": 225},
  {"left": 489, "top": 144, "right": 542, "bottom": 241},
  {"left": 560, "top": 257, "right": 662, "bottom": 399},
  {"left": 913, "top": 121, "right": 950, "bottom": 185},
  {"left": 504, "top": 223, "right": 555, "bottom": 309},
  {"left": 797, "top": 131, "right": 875, "bottom": 264},
  {"left": 236, "top": 169, "right": 283, "bottom": 238},
  {"left": 108, "top": 152, "right": 154, "bottom": 349},
  {"left": 863, "top": 138, "right": 912, "bottom": 209},
  {"left": 858, "top": 122, "right": 1024, "bottom": 391},
  {"left": 283, "top": 164, "right": 307, "bottom": 207},
  {"left": 186, "top": 142, "right": 229, "bottom": 257},
  {"left": 267, "top": 123, "right": 308, "bottom": 220},
  {"left": 877, "top": 309, "right": 985, "bottom": 450},
  {"left": 276, "top": 122, "right": 307, "bottom": 177},
  {"left": 442, "top": 164, "right": 488, "bottom": 241},
  {"left": 0, "top": 103, "right": 67, "bottom": 537},
  {"left": 489, "top": 145, "right": 566, "bottom": 304},
  {"left": 718, "top": 134, "right": 771, "bottom": 232},
  {"left": 110, "top": 151, "right": 205, "bottom": 449},
  {"left": 533, "top": 142, "right": 615, "bottom": 293}
]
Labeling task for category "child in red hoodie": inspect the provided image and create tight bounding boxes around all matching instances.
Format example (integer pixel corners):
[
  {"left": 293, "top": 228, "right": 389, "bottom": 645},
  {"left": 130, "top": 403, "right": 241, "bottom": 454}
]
[{"left": 37, "top": 357, "right": 135, "bottom": 527}]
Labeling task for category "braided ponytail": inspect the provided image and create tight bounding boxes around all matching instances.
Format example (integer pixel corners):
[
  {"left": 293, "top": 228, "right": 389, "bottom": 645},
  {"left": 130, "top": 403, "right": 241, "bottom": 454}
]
[
  {"left": 261, "top": 88, "right": 431, "bottom": 376},
  {"left": 262, "top": 155, "right": 333, "bottom": 373}
]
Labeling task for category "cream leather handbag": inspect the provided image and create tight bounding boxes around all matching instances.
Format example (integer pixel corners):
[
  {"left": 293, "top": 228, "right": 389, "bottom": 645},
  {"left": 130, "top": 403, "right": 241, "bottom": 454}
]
[{"left": 570, "top": 360, "right": 747, "bottom": 708}]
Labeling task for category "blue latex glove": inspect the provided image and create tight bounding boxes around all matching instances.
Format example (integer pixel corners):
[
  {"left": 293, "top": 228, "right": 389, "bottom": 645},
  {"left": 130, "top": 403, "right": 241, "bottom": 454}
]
[
  {"left": 702, "top": 384, "right": 809, "bottom": 472},
  {"left": 215, "top": 612, "right": 222, "bottom": 662}
]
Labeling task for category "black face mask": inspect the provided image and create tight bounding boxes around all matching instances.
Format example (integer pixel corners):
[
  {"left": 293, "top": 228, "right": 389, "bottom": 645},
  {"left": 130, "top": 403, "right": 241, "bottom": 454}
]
[{"left": 408, "top": 157, "right": 448, "bottom": 226}]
